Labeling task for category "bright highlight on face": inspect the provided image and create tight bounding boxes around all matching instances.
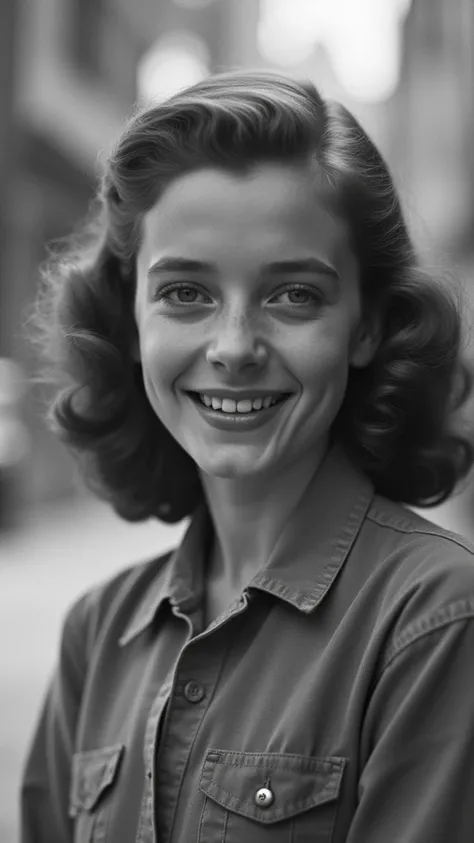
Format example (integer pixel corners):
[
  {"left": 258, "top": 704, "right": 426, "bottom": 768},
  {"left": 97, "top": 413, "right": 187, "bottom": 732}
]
[{"left": 134, "top": 164, "right": 376, "bottom": 480}]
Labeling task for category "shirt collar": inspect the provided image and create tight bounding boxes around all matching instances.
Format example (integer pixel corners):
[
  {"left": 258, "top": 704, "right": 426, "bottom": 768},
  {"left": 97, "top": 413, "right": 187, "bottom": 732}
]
[
  {"left": 249, "top": 443, "right": 374, "bottom": 611},
  {"left": 119, "top": 442, "right": 373, "bottom": 645},
  {"left": 118, "top": 504, "right": 211, "bottom": 646}
]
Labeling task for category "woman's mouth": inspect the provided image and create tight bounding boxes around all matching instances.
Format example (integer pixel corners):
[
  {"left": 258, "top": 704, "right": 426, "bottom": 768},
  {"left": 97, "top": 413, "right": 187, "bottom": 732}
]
[
  {"left": 187, "top": 391, "right": 290, "bottom": 415},
  {"left": 184, "top": 391, "right": 292, "bottom": 431}
]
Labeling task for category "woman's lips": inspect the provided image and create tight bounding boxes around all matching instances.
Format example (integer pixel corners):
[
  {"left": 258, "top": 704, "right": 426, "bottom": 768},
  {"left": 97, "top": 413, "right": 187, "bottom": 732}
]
[{"left": 186, "top": 391, "right": 292, "bottom": 432}]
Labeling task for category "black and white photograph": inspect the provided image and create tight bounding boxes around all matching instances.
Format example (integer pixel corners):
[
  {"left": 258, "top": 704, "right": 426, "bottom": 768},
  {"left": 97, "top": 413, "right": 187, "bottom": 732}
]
[{"left": 1, "top": 1, "right": 473, "bottom": 841}]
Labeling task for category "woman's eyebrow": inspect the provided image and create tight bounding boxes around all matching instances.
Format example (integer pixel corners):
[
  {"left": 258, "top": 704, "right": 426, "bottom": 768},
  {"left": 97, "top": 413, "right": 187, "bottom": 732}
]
[
  {"left": 147, "top": 257, "right": 217, "bottom": 276},
  {"left": 147, "top": 256, "right": 339, "bottom": 279},
  {"left": 264, "top": 258, "right": 339, "bottom": 279}
]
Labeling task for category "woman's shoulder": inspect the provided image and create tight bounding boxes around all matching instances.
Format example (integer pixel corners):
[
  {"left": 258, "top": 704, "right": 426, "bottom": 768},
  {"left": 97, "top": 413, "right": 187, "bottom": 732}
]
[
  {"left": 366, "top": 493, "right": 474, "bottom": 559},
  {"left": 360, "top": 494, "right": 474, "bottom": 653},
  {"left": 366, "top": 495, "right": 474, "bottom": 591}
]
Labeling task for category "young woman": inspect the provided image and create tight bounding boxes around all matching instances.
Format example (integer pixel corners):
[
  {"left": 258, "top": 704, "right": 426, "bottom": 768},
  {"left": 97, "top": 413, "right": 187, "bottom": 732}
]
[{"left": 21, "top": 71, "right": 474, "bottom": 843}]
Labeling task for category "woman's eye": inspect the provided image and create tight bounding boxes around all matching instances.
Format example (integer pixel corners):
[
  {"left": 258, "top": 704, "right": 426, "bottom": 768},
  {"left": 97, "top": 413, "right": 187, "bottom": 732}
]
[
  {"left": 153, "top": 284, "right": 210, "bottom": 306},
  {"left": 152, "top": 283, "right": 323, "bottom": 309},
  {"left": 271, "top": 286, "right": 324, "bottom": 307}
]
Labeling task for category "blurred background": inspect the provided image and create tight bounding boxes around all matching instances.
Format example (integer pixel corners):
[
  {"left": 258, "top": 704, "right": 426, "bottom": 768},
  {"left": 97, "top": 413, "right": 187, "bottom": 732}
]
[{"left": 0, "top": 0, "right": 473, "bottom": 839}]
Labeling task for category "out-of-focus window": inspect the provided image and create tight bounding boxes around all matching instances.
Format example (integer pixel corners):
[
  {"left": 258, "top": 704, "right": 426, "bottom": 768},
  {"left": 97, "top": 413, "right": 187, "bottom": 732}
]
[
  {"left": 257, "top": 0, "right": 413, "bottom": 103},
  {"left": 137, "top": 31, "right": 211, "bottom": 103}
]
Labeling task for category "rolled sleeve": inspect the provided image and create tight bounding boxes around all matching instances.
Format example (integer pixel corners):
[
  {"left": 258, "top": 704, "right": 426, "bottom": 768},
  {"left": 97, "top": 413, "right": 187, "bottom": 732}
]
[
  {"left": 20, "top": 594, "right": 90, "bottom": 843},
  {"left": 347, "top": 606, "right": 474, "bottom": 842}
]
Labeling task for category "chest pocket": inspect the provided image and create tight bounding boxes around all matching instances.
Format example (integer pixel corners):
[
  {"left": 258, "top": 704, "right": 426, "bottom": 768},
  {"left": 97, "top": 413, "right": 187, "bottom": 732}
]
[
  {"left": 68, "top": 744, "right": 124, "bottom": 843},
  {"left": 199, "top": 749, "right": 346, "bottom": 843}
]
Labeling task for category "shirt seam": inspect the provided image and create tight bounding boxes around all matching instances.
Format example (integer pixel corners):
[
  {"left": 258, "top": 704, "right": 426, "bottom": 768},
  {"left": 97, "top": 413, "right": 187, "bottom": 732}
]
[
  {"left": 381, "top": 597, "right": 474, "bottom": 672},
  {"left": 366, "top": 511, "right": 474, "bottom": 555}
]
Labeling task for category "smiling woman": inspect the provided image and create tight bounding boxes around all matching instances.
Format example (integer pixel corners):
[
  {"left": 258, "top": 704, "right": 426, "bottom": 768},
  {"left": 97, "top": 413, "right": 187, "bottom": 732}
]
[
  {"left": 22, "top": 71, "right": 474, "bottom": 843},
  {"left": 132, "top": 162, "right": 368, "bottom": 488}
]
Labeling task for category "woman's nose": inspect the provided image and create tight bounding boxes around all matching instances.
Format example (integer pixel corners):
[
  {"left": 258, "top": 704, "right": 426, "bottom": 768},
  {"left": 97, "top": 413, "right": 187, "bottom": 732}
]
[{"left": 205, "top": 313, "right": 268, "bottom": 374}]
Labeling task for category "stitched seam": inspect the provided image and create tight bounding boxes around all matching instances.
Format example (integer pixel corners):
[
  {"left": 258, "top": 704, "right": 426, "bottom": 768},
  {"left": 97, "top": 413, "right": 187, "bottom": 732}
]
[
  {"left": 327, "top": 784, "right": 342, "bottom": 843},
  {"left": 382, "top": 612, "right": 474, "bottom": 672},
  {"left": 250, "top": 576, "right": 315, "bottom": 604},
  {"left": 209, "top": 781, "right": 253, "bottom": 810},
  {"left": 221, "top": 809, "right": 228, "bottom": 842},
  {"left": 75, "top": 745, "right": 123, "bottom": 763},
  {"left": 197, "top": 796, "right": 208, "bottom": 843},
  {"left": 210, "top": 751, "right": 343, "bottom": 771},
  {"left": 366, "top": 512, "right": 474, "bottom": 554}
]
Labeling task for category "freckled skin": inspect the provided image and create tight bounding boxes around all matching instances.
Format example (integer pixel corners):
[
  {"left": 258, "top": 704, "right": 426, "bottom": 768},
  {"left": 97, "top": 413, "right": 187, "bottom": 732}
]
[{"left": 134, "top": 164, "right": 375, "bottom": 482}]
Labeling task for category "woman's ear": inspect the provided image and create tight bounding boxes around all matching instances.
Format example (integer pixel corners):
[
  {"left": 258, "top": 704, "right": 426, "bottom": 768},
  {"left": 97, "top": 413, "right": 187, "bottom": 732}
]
[{"left": 349, "top": 318, "right": 381, "bottom": 368}]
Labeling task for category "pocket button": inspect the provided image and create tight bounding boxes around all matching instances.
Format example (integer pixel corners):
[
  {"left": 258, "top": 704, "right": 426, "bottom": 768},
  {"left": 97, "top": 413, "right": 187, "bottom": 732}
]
[
  {"left": 184, "top": 681, "right": 205, "bottom": 703},
  {"left": 254, "top": 786, "right": 274, "bottom": 808}
]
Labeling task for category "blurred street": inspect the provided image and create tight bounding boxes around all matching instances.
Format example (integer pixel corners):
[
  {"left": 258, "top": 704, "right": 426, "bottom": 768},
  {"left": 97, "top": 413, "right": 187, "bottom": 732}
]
[{"left": 0, "top": 501, "right": 186, "bottom": 843}]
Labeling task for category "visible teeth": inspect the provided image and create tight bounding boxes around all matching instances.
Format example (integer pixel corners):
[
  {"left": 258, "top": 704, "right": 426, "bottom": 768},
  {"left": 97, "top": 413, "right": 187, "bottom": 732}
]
[
  {"left": 198, "top": 393, "right": 284, "bottom": 413},
  {"left": 236, "top": 400, "right": 253, "bottom": 413},
  {"left": 221, "top": 398, "right": 237, "bottom": 413}
]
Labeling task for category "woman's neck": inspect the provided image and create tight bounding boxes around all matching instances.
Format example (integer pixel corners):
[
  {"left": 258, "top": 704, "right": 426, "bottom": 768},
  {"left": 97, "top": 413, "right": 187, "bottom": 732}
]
[{"left": 200, "top": 441, "right": 328, "bottom": 594}]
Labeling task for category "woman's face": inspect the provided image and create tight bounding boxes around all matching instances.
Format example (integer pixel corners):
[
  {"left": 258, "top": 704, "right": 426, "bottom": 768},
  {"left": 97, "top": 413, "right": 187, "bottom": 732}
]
[{"left": 134, "top": 164, "right": 374, "bottom": 480}]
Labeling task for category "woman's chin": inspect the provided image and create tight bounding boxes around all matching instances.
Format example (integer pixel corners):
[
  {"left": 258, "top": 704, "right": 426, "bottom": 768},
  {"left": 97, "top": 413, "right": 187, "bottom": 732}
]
[{"left": 196, "top": 452, "right": 270, "bottom": 481}]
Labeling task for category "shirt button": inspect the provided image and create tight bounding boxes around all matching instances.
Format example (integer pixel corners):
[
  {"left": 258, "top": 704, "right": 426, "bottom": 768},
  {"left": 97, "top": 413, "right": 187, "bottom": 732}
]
[
  {"left": 184, "top": 680, "right": 205, "bottom": 703},
  {"left": 255, "top": 787, "right": 274, "bottom": 808}
]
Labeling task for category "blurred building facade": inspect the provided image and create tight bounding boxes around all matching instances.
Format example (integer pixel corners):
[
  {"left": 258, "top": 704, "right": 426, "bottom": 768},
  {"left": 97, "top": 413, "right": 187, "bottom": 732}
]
[{"left": 388, "top": 0, "right": 474, "bottom": 261}]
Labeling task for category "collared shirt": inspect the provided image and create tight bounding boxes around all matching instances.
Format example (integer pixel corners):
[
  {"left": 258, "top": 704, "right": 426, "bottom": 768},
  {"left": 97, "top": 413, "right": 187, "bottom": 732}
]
[{"left": 20, "top": 444, "right": 474, "bottom": 843}]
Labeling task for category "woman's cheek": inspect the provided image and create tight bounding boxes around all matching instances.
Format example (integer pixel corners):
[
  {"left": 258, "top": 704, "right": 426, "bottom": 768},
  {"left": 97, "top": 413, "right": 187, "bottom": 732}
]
[{"left": 141, "top": 332, "right": 180, "bottom": 391}]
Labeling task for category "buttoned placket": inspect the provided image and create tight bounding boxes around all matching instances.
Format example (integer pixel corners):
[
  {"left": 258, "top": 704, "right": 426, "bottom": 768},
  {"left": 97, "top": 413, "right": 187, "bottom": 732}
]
[{"left": 135, "top": 592, "right": 249, "bottom": 843}]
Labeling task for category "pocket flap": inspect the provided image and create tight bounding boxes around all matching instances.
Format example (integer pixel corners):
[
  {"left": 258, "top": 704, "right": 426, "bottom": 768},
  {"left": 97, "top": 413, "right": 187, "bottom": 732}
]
[
  {"left": 199, "top": 749, "right": 346, "bottom": 824},
  {"left": 69, "top": 744, "right": 124, "bottom": 817}
]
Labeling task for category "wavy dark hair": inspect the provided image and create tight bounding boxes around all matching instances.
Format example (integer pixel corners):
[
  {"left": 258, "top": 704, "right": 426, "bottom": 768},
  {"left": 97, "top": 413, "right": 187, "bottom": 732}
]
[{"left": 28, "top": 70, "right": 473, "bottom": 522}]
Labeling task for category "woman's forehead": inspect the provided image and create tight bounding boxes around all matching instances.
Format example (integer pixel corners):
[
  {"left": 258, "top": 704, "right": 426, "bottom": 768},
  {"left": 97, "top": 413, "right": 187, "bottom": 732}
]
[{"left": 139, "top": 164, "right": 351, "bottom": 270}]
